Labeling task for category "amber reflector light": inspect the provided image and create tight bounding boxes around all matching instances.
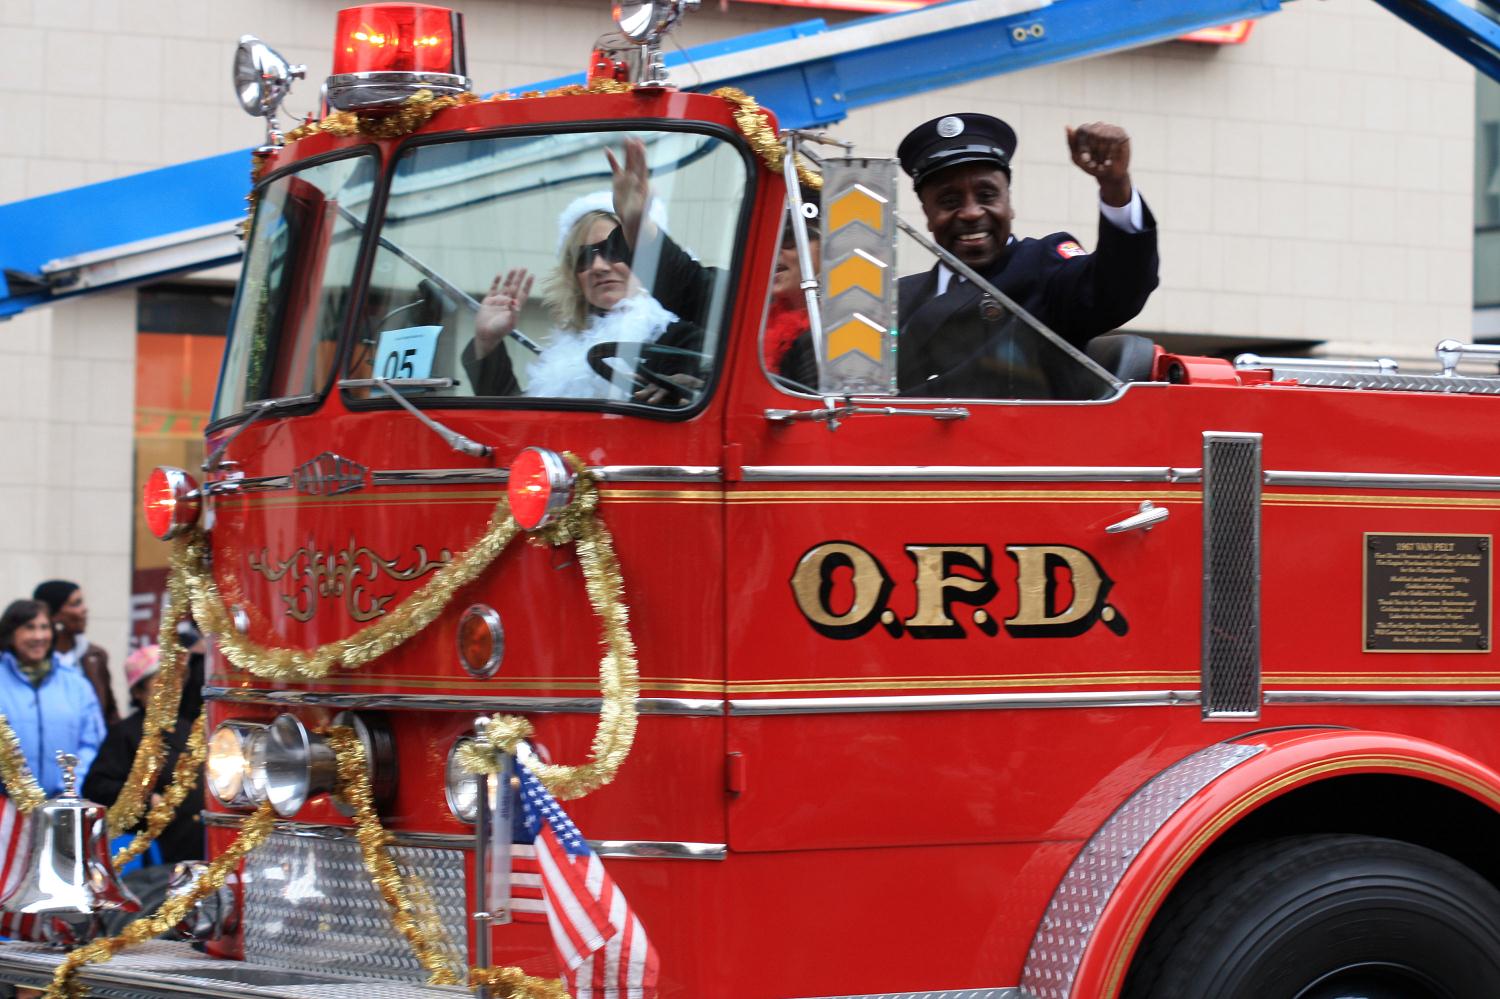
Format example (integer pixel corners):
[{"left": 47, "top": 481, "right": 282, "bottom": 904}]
[
  {"left": 457, "top": 605, "right": 502, "bottom": 677},
  {"left": 333, "top": 4, "right": 458, "bottom": 75},
  {"left": 143, "top": 466, "right": 201, "bottom": 541}
]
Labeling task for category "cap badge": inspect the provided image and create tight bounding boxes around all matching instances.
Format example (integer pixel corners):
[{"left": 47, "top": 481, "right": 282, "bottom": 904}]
[{"left": 936, "top": 116, "right": 965, "bottom": 139}]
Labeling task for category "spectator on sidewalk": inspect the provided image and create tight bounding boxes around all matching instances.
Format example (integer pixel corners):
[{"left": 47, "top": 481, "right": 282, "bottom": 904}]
[
  {"left": 33, "top": 580, "right": 119, "bottom": 726},
  {"left": 83, "top": 645, "right": 205, "bottom": 864},
  {"left": 0, "top": 599, "right": 105, "bottom": 795}
]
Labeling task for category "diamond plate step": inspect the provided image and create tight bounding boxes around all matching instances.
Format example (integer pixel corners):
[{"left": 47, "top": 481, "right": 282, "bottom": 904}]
[{"left": 0, "top": 940, "right": 470, "bottom": 998}]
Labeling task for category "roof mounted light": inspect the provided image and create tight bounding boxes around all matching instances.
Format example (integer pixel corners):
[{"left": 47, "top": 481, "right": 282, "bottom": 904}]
[
  {"left": 326, "top": 4, "right": 471, "bottom": 112},
  {"left": 232, "top": 36, "right": 306, "bottom": 147},
  {"left": 612, "top": 0, "right": 699, "bottom": 86}
]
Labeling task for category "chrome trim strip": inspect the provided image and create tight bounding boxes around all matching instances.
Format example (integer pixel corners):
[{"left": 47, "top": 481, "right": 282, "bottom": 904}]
[
  {"left": 201, "top": 814, "right": 725, "bottom": 860},
  {"left": 1021, "top": 742, "right": 1267, "bottom": 999},
  {"left": 587, "top": 840, "right": 726, "bottom": 861},
  {"left": 202, "top": 813, "right": 472, "bottom": 850},
  {"left": 729, "top": 690, "right": 1200, "bottom": 715},
  {"left": 203, "top": 475, "right": 291, "bottom": 496},
  {"left": 371, "top": 468, "right": 507, "bottom": 486},
  {"left": 1266, "top": 689, "right": 1500, "bottom": 706},
  {"left": 214, "top": 465, "right": 722, "bottom": 490},
  {"left": 204, "top": 687, "right": 725, "bottom": 716},
  {"left": 740, "top": 465, "right": 1204, "bottom": 483},
  {"left": 792, "top": 984, "right": 1026, "bottom": 990},
  {"left": 592, "top": 465, "right": 722, "bottom": 482},
  {"left": 1264, "top": 469, "right": 1500, "bottom": 492}
]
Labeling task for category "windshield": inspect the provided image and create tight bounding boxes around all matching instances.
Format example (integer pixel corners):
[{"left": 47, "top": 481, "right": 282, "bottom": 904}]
[
  {"left": 346, "top": 128, "right": 747, "bottom": 411},
  {"left": 215, "top": 152, "right": 377, "bottom": 421}
]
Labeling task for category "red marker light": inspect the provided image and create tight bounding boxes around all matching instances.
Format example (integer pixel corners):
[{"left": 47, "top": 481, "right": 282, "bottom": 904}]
[
  {"left": 143, "top": 466, "right": 202, "bottom": 541},
  {"left": 332, "top": 4, "right": 462, "bottom": 76},
  {"left": 506, "top": 447, "right": 574, "bottom": 531}
]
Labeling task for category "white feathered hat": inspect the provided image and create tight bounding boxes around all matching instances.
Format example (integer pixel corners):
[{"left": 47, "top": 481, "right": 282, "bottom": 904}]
[{"left": 555, "top": 191, "right": 670, "bottom": 254}]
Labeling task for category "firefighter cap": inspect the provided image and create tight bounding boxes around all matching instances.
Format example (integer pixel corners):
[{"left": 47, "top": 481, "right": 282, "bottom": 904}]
[{"left": 897, "top": 113, "right": 1018, "bottom": 189}]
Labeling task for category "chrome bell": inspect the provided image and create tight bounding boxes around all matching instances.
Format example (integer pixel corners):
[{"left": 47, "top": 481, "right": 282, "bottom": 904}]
[{"left": 0, "top": 753, "right": 141, "bottom": 946}]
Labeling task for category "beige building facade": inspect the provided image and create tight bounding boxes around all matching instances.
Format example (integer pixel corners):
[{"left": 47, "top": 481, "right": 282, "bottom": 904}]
[{"left": 0, "top": 0, "right": 1477, "bottom": 695}]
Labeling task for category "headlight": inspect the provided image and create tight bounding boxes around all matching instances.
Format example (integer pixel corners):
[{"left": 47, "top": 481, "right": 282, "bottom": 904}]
[
  {"left": 206, "top": 721, "right": 263, "bottom": 809},
  {"left": 445, "top": 738, "right": 481, "bottom": 824},
  {"left": 246, "top": 714, "right": 336, "bottom": 818}
]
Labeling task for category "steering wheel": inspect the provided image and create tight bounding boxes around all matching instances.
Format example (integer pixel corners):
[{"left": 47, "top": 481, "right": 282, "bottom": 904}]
[{"left": 586, "top": 342, "right": 709, "bottom": 405}]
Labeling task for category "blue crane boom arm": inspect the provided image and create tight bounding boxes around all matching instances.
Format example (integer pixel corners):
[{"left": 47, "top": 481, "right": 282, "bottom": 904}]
[
  {"left": 1364, "top": 0, "right": 1500, "bottom": 83},
  {"left": 526, "top": 0, "right": 1284, "bottom": 129}
]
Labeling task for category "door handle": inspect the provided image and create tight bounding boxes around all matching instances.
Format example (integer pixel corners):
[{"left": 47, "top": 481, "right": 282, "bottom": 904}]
[{"left": 1106, "top": 501, "right": 1168, "bottom": 534}]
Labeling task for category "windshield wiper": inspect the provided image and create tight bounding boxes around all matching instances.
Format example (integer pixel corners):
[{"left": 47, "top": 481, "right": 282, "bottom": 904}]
[
  {"left": 338, "top": 377, "right": 493, "bottom": 459},
  {"left": 336, "top": 204, "right": 542, "bottom": 355},
  {"left": 204, "top": 394, "right": 319, "bottom": 472}
]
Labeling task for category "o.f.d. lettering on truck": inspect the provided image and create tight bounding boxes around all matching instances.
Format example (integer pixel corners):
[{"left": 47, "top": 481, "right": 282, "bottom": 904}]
[{"left": 790, "top": 540, "right": 1124, "bottom": 639}]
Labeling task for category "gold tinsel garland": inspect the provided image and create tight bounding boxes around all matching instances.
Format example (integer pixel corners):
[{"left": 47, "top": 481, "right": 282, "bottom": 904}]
[
  {"left": 107, "top": 554, "right": 192, "bottom": 836},
  {"left": 469, "top": 966, "right": 573, "bottom": 999},
  {"left": 184, "top": 498, "right": 519, "bottom": 681},
  {"left": 710, "top": 86, "right": 822, "bottom": 191},
  {"left": 0, "top": 713, "right": 45, "bottom": 815},
  {"left": 111, "top": 710, "right": 207, "bottom": 868},
  {"left": 44, "top": 803, "right": 277, "bottom": 999},
  {"left": 328, "top": 727, "right": 464, "bottom": 987}
]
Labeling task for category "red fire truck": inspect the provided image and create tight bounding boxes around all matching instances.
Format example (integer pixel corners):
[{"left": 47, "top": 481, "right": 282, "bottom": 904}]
[{"left": 6, "top": 2, "right": 1500, "bottom": 997}]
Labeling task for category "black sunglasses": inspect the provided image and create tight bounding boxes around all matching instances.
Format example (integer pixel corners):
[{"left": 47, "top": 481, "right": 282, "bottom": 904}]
[{"left": 573, "top": 227, "right": 633, "bottom": 272}]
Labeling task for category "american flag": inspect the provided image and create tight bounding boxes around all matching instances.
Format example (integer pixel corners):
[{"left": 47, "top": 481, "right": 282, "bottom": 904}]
[
  {"left": 509, "top": 759, "right": 660, "bottom": 999},
  {"left": 0, "top": 797, "right": 39, "bottom": 940}
]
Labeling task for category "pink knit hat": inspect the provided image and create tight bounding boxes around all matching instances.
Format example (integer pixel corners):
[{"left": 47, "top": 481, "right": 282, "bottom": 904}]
[{"left": 124, "top": 645, "right": 161, "bottom": 689}]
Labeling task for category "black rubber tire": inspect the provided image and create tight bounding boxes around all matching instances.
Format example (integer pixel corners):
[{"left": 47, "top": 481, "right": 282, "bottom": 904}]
[{"left": 1122, "top": 834, "right": 1500, "bottom": 999}]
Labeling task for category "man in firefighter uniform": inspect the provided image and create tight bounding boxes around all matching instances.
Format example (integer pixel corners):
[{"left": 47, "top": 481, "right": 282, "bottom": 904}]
[{"left": 895, "top": 113, "right": 1159, "bottom": 399}]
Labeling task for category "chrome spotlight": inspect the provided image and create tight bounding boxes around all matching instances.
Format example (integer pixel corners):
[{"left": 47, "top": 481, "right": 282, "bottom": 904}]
[
  {"left": 232, "top": 35, "right": 306, "bottom": 146},
  {"left": 246, "top": 715, "right": 337, "bottom": 818},
  {"left": 611, "top": 0, "right": 699, "bottom": 85}
]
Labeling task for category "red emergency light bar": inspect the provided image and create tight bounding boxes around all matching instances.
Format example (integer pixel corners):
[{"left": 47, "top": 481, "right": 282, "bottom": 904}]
[{"left": 332, "top": 3, "right": 465, "bottom": 76}]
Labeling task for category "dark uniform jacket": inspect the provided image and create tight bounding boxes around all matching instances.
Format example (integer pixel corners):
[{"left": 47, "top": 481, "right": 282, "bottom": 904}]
[{"left": 896, "top": 200, "right": 1159, "bottom": 399}]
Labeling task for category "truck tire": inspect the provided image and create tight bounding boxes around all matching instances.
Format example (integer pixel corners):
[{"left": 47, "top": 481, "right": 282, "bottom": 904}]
[{"left": 1122, "top": 834, "right": 1500, "bottom": 999}]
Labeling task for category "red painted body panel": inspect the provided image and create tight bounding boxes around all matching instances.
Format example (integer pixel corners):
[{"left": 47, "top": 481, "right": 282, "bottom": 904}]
[{"left": 192, "top": 87, "right": 1500, "bottom": 998}]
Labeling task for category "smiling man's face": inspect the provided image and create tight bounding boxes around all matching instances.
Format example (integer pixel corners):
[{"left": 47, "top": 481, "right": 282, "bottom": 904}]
[{"left": 918, "top": 162, "right": 1015, "bottom": 271}]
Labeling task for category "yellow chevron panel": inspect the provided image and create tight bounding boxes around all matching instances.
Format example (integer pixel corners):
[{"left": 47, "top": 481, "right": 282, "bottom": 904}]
[
  {"left": 828, "top": 184, "right": 887, "bottom": 233},
  {"left": 826, "top": 252, "right": 886, "bottom": 299},
  {"left": 827, "top": 316, "right": 885, "bottom": 362}
]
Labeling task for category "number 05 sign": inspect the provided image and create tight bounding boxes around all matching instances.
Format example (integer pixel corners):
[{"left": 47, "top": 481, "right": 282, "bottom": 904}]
[{"left": 373, "top": 325, "right": 442, "bottom": 380}]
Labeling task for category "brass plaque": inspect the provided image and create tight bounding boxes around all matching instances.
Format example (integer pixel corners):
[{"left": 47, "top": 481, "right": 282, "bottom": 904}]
[{"left": 1364, "top": 533, "right": 1491, "bottom": 653}]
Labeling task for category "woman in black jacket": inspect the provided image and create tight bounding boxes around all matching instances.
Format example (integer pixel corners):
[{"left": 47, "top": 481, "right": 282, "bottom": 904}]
[{"left": 82, "top": 643, "right": 205, "bottom": 865}]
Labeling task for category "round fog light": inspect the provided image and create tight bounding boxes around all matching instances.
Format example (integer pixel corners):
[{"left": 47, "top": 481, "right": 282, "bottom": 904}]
[
  {"left": 207, "top": 721, "right": 263, "bottom": 809},
  {"left": 445, "top": 738, "right": 482, "bottom": 825}
]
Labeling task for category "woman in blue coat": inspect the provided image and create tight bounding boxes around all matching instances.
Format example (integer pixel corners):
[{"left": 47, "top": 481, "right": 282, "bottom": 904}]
[{"left": 0, "top": 599, "right": 105, "bottom": 795}]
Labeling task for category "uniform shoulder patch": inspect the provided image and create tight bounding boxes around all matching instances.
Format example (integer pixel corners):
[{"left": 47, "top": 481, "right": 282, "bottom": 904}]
[{"left": 1055, "top": 240, "right": 1088, "bottom": 259}]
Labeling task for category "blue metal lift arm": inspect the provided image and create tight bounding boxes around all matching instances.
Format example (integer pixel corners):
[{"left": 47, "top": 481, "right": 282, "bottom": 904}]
[
  {"left": 1365, "top": 0, "right": 1500, "bottom": 83},
  {"left": 678, "top": 0, "right": 1284, "bottom": 129}
]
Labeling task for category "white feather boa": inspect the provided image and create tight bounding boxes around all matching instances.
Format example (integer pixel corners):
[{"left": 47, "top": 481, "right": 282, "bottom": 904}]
[{"left": 523, "top": 294, "right": 679, "bottom": 399}]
